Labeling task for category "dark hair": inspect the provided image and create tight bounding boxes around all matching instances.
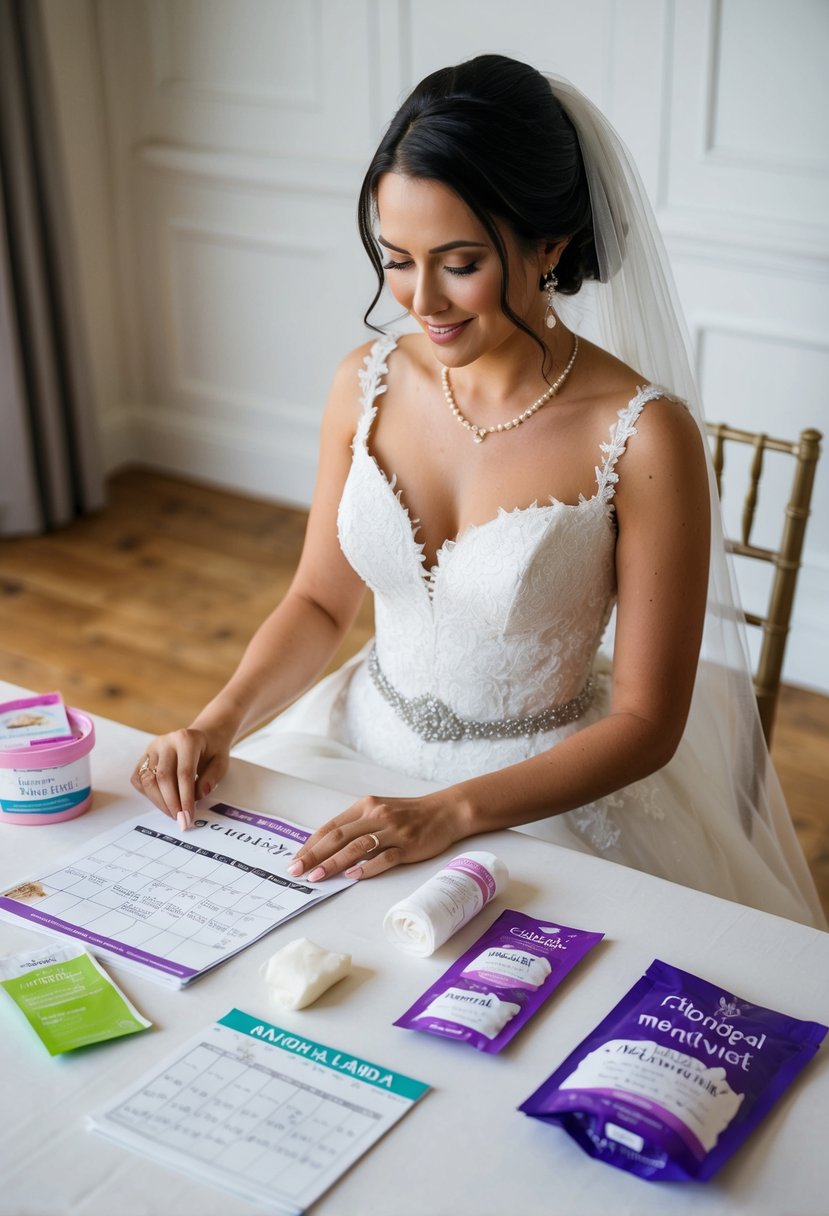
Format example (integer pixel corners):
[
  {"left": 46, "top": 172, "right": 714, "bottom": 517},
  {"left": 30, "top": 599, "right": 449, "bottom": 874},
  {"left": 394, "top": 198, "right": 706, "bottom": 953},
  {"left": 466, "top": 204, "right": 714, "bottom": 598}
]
[{"left": 357, "top": 54, "right": 599, "bottom": 358}]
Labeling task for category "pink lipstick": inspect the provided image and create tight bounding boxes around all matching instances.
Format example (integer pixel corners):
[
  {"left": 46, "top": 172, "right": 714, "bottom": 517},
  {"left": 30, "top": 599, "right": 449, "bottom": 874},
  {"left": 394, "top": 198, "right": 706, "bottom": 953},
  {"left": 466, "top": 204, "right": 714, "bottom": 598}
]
[{"left": 425, "top": 319, "right": 472, "bottom": 346}]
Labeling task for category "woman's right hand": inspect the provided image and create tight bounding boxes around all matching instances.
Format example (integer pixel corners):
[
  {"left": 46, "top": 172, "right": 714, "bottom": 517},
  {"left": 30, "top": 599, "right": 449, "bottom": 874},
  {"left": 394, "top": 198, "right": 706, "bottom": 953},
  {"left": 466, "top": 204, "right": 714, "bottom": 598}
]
[{"left": 130, "top": 727, "right": 230, "bottom": 828}]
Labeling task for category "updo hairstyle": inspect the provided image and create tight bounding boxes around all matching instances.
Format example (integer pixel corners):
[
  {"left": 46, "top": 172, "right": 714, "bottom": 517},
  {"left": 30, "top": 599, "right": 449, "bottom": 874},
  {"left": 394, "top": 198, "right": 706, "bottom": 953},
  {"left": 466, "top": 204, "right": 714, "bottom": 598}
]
[{"left": 357, "top": 54, "right": 600, "bottom": 352}]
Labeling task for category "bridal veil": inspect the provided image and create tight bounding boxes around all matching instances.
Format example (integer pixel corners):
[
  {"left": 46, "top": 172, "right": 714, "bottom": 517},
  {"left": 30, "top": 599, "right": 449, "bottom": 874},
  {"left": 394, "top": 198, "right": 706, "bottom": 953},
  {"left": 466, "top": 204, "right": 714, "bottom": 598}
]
[{"left": 548, "top": 76, "right": 825, "bottom": 929}]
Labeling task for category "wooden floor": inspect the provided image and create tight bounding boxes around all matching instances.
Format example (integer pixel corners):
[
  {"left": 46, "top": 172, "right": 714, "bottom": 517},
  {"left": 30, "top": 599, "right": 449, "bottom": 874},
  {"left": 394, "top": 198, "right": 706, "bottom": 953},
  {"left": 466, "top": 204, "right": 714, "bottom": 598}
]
[{"left": 2, "top": 468, "right": 827, "bottom": 918}]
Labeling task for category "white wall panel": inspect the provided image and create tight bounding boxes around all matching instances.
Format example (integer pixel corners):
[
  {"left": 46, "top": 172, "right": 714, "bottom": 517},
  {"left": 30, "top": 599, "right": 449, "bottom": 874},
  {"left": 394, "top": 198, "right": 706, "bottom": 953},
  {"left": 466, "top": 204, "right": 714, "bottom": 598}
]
[
  {"left": 405, "top": 0, "right": 617, "bottom": 104},
  {"left": 138, "top": 0, "right": 378, "bottom": 160},
  {"left": 91, "top": 0, "right": 384, "bottom": 500},
  {"left": 124, "top": 154, "right": 376, "bottom": 496},
  {"left": 152, "top": 0, "right": 321, "bottom": 108},
  {"left": 665, "top": 0, "right": 829, "bottom": 242},
  {"left": 169, "top": 227, "right": 329, "bottom": 410},
  {"left": 711, "top": 0, "right": 829, "bottom": 170}
]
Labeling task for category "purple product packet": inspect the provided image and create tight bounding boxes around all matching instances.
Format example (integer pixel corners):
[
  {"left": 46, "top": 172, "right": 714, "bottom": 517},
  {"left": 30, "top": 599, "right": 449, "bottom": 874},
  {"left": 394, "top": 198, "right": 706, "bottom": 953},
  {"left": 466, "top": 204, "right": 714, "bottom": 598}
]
[
  {"left": 520, "top": 958, "right": 827, "bottom": 1182},
  {"left": 394, "top": 910, "right": 603, "bottom": 1054}
]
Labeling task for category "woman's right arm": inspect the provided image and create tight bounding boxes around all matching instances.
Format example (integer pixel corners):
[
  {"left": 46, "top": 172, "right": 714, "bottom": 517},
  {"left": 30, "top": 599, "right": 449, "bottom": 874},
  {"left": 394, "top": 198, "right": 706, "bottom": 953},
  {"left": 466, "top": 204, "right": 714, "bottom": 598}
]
[{"left": 131, "top": 344, "right": 373, "bottom": 822}]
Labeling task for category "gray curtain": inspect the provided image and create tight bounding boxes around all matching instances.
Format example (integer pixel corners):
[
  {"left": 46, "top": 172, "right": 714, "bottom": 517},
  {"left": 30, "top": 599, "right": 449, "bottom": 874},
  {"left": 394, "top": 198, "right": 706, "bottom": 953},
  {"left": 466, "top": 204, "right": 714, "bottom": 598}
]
[{"left": 0, "top": 0, "right": 103, "bottom": 536}]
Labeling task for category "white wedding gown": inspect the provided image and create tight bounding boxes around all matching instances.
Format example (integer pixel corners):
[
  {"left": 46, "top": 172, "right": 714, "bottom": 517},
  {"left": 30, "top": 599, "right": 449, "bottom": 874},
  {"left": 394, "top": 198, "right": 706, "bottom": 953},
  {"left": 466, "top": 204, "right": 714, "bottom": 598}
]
[{"left": 234, "top": 336, "right": 825, "bottom": 929}]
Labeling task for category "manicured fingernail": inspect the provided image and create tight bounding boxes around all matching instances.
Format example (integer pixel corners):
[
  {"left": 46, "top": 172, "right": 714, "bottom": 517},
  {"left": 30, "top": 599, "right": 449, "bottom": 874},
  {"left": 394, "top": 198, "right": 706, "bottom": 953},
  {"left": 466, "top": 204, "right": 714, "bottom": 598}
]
[
  {"left": 177, "top": 812, "right": 189, "bottom": 833},
  {"left": 287, "top": 860, "right": 303, "bottom": 876},
  {"left": 307, "top": 866, "right": 325, "bottom": 883},
  {"left": 344, "top": 866, "right": 362, "bottom": 879}
]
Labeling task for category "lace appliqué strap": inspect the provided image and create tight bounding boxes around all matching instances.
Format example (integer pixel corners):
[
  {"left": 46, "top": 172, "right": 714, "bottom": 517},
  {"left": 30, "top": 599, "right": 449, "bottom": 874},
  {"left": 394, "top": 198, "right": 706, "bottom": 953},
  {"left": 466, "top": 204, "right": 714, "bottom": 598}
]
[
  {"left": 354, "top": 333, "right": 399, "bottom": 448},
  {"left": 595, "top": 384, "right": 682, "bottom": 504}
]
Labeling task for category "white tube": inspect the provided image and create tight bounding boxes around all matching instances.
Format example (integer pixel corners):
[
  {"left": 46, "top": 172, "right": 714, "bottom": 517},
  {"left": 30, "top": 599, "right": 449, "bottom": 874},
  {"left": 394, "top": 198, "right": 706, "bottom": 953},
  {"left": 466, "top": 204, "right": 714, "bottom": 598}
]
[{"left": 382, "top": 852, "right": 509, "bottom": 957}]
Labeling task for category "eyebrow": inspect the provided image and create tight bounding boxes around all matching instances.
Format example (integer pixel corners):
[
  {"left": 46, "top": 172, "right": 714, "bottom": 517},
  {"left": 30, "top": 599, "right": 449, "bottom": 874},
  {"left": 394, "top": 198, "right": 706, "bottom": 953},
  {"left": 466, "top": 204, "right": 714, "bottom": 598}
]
[{"left": 378, "top": 236, "right": 489, "bottom": 255}]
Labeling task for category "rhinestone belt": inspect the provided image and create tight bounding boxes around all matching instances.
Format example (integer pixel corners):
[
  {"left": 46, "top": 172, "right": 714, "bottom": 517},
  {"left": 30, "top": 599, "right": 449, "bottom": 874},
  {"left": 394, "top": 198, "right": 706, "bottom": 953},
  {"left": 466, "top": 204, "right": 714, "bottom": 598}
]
[{"left": 367, "top": 645, "right": 594, "bottom": 743}]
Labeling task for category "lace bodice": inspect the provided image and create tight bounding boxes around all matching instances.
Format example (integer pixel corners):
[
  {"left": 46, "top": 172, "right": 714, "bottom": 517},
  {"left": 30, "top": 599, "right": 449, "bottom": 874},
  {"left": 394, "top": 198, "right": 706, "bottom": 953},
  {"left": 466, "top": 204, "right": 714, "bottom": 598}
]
[{"left": 338, "top": 336, "right": 664, "bottom": 761}]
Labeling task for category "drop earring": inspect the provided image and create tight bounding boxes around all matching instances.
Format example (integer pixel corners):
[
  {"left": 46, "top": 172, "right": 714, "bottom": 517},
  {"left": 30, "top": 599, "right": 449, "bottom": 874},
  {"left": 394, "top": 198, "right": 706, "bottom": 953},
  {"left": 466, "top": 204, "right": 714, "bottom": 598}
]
[{"left": 541, "top": 266, "right": 558, "bottom": 329}]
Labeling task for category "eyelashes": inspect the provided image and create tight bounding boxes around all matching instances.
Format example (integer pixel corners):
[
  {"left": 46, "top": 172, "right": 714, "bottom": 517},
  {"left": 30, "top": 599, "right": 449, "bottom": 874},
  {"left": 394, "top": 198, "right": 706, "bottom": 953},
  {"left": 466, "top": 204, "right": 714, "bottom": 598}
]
[{"left": 382, "top": 259, "right": 479, "bottom": 277}]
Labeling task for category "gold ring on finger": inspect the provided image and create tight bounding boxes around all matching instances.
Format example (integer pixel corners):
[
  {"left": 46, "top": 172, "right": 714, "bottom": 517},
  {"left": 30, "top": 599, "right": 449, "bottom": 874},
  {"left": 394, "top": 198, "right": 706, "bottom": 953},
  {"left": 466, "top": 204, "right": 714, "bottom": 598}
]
[{"left": 365, "top": 832, "right": 381, "bottom": 854}]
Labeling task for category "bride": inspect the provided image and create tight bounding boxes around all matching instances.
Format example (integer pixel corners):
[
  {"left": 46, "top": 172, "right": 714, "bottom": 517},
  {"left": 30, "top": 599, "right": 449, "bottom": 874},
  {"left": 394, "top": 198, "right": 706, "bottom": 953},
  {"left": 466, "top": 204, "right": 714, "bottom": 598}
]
[{"left": 132, "top": 55, "right": 825, "bottom": 929}]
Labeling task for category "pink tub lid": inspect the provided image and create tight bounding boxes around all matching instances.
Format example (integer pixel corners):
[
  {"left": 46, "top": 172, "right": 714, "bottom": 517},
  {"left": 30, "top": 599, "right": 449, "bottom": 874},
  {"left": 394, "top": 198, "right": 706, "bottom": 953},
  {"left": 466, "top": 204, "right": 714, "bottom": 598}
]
[{"left": 0, "top": 708, "right": 95, "bottom": 769}]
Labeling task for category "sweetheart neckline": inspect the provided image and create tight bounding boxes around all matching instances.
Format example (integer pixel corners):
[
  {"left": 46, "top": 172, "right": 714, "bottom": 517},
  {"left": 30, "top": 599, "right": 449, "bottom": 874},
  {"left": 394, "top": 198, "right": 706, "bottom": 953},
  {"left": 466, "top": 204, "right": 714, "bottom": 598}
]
[
  {"left": 351, "top": 359, "right": 663, "bottom": 598},
  {"left": 356, "top": 444, "right": 614, "bottom": 597}
]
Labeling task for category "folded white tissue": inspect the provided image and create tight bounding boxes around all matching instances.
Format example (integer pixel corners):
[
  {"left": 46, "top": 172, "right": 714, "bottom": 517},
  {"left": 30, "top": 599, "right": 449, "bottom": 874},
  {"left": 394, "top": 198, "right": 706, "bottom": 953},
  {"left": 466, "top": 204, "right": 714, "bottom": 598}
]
[{"left": 260, "top": 937, "right": 352, "bottom": 1009}]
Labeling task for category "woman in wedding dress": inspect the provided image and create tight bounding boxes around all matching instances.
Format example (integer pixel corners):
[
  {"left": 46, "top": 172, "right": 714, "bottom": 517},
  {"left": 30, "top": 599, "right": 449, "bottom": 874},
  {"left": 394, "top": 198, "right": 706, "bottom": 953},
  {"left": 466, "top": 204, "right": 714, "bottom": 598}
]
[{"left": 132, "top": 55, "right": 825, "bottom": 929}]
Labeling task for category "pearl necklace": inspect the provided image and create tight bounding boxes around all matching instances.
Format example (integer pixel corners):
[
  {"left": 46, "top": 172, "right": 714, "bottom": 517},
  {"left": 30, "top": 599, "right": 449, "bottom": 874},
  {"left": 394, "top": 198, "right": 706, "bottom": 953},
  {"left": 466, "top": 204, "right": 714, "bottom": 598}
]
[{"left": 442, "top": 335, "right": 579, "bottom": 444}]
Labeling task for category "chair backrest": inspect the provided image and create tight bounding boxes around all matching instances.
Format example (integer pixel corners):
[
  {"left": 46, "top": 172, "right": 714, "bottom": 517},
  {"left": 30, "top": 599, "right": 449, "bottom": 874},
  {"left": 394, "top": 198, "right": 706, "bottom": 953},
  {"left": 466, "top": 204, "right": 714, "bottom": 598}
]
[{"left": 705, "top": 423, "right": 822, "bottom": 744}]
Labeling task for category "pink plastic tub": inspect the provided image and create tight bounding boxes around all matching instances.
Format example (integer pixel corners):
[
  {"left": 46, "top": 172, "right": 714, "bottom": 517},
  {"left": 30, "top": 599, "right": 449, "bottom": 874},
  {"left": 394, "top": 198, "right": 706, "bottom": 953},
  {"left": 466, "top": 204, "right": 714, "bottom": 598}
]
[{"left": 0, "top": 708, "right": 95, "bottom": 824}]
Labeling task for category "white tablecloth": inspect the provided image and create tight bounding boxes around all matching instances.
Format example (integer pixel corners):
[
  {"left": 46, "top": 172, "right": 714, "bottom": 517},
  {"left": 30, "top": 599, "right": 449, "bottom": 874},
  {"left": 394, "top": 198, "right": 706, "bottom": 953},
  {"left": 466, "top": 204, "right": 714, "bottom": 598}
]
[{"left": 0, "top": 682, "right": 827, "bottom": 1216}]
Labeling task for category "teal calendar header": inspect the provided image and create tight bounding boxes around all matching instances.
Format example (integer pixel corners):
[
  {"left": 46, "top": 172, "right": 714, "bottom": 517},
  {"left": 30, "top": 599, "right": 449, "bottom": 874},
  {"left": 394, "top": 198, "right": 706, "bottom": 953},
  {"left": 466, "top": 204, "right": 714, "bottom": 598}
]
[{"left": 219, "top": 1008, "right": 429, "bottom": 1102}]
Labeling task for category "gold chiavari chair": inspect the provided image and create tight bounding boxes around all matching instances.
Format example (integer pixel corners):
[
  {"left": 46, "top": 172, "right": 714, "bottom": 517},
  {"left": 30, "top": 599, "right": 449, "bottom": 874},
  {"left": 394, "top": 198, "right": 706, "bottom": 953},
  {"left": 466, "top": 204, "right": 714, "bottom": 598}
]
[{"left": 706, "top": 423, "right": 822, "bottom": 744}]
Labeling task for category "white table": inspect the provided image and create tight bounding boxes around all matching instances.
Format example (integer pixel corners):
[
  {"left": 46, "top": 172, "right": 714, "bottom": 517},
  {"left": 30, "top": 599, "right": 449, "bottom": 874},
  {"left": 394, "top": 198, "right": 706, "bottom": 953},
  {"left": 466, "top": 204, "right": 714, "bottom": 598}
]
[{"left": 0, "top": 682, "right": 827, "bottom": 1216}]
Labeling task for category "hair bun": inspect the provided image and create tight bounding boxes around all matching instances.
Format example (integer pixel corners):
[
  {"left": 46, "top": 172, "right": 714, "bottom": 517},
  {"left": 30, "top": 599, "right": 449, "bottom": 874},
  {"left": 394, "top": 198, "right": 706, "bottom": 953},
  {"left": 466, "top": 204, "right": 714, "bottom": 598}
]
[{"left": 555, "top": 222, "right": 601, "bottom": 296}]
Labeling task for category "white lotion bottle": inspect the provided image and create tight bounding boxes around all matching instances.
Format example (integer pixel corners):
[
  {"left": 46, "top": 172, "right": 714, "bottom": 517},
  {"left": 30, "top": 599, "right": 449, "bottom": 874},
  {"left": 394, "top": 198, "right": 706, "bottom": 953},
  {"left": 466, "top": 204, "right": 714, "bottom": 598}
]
[{"left": 383, "top": 851, "right": 509, "bottom": 956}]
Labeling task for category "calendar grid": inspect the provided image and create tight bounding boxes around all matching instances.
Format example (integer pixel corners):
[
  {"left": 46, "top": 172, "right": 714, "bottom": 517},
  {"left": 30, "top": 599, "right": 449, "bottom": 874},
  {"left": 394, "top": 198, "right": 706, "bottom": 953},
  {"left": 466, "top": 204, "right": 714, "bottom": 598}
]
[
  {"left": 0, "top": 804, "right": 355, "bottom": 986},
  {"left": 90, "top": 1012, "right": 428, "bottom": 1212},
  {"left": 106, "top": 1040, "right": 380, "bottom": 1192}
]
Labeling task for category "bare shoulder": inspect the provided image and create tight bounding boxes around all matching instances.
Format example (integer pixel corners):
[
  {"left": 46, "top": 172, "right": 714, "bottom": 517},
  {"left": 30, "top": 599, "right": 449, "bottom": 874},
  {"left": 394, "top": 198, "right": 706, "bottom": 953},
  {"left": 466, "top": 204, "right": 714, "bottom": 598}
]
[
  {"left": 575, "top": 338, "right": 703, "bottom": 460},
  {"left": 395, "top": 330, "right": 433, "bottom": 367},
  {"left": 323, "top": 339, "right": 379, "bottom": 435},
  {"left": 324, "top": 333, "right": 432, "bottom": 442},
  {"left": 614, "top": 388, "right": 709, "bottom": 513},
  {"left": 329, "top": 339, "right": 377, "bottom": 394},
  {"left": 386, "top": 332, "right": 434, "bottom": 387},
  {"left": 358, "top": 331, "right": 438, "bottom": 412},
  {"left": 329, "top": 332, "right": 427, "bottom": 391},
  {"left": 623, "top": 387, "right": 706, "bottom": 475}
]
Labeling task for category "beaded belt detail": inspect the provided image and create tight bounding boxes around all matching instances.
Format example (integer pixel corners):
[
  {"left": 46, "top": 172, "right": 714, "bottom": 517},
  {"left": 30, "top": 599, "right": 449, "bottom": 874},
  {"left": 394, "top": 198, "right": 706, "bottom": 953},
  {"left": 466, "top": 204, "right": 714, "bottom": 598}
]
[{"left": 367, "top": 646, "right": 594, "bottom": 743}]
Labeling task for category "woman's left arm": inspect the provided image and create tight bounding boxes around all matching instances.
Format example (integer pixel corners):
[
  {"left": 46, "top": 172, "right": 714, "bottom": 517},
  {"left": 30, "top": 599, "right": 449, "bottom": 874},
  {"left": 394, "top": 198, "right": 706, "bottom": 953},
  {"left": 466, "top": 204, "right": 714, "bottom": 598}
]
[{"left": 290, "top": 399, "right": 712, "bottom": 881}]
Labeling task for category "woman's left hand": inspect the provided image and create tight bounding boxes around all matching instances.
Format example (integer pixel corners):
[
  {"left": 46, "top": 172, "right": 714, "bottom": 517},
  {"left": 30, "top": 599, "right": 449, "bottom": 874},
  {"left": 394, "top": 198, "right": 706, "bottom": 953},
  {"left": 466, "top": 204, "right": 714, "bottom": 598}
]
[{"left": 287, "top": 792, "right": 468, "bottom": 882}]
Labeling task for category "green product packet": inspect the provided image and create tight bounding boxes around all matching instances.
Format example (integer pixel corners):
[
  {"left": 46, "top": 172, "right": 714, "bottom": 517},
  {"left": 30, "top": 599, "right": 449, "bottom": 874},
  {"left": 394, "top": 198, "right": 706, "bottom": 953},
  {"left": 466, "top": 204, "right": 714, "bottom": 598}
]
[{"left": 0, "top": 942, "right": 151, "bottom": 1055}]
